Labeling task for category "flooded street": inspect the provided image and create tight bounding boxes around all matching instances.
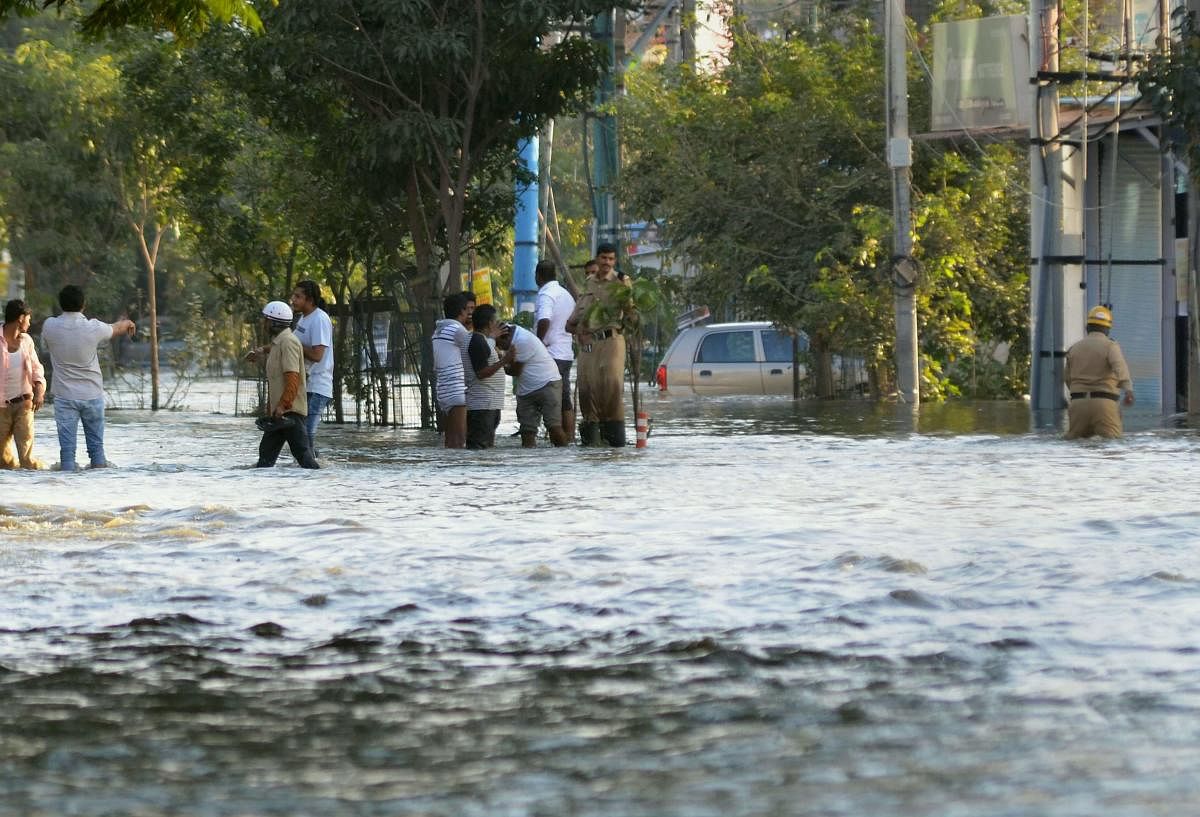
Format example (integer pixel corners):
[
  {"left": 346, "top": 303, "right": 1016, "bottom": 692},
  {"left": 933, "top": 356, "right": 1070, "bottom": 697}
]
[{"left": 2, "top": 383, "right": 1199, "bottom": 816}]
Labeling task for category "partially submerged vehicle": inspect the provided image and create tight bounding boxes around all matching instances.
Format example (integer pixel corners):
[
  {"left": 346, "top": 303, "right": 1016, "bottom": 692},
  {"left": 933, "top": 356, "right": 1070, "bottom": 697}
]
[{"left": 654, "top": 321, "right": 865, "bottom": 397}]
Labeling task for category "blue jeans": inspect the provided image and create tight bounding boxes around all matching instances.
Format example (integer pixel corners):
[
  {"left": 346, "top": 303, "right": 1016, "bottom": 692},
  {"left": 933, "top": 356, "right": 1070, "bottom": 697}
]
[
  {"left": 305, "top": 392, "right": 331, "bottom": 456},
  {"left": 54, "top": 396, "right": 107, "bottom": 470}
]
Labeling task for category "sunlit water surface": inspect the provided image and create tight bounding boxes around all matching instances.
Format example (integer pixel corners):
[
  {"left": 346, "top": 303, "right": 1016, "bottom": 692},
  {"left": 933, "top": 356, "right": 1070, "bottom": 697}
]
[{"left": 2, "top": 381, "right": 1199, "bottom": 816}]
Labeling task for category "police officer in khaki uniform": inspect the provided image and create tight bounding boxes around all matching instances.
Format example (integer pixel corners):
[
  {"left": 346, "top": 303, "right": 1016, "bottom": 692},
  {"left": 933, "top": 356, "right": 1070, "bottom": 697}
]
[
  {"left": 566, "top": 243, "right": 633, "bottom": 446},
  {"left": 1063, "top": 304, "right": 1134, "bottom": 439}
]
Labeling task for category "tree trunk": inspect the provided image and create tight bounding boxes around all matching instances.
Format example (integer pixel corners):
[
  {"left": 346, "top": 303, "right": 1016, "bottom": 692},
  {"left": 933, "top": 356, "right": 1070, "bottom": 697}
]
[
  {"left": 332, "top": 272, "right": 350, "bottom": 424},
  {"left": 134, "top": 224, "right": 163, "bottom": 411},
  {"left": 792, "top": 334, "right": 801, "bottom": 399},
  {"left": 811, "top": 335, "right": 834, "bottom": 399}
]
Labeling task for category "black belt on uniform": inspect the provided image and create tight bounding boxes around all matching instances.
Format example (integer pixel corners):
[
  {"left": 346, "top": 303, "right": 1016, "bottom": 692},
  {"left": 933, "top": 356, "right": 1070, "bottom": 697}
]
[
  {"left": 1070, "top": 391, "right": 1119, "bottom": 401},
  {"left": 594, "top": 328, "right": 621, "bottom": 340},
  {"left": 5, "top": 394, "right": 31, "bottom": 405}
]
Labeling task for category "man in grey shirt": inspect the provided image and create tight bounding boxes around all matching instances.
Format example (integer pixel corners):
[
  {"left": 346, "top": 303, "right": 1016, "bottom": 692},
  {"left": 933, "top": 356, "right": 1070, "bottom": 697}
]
[{"left": 41, "top": 285, "right": 135, "bottom": 470}]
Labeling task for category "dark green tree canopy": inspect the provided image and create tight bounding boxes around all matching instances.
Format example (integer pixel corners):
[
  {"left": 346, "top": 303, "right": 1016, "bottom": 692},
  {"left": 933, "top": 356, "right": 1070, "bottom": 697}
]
[{"left": 0, "top": 0, "right": 265, "bottom": 40}]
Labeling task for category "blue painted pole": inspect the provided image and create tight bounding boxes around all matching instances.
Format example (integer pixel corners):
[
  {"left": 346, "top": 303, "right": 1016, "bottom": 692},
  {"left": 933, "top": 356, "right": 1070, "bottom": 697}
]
[
  {"left": 591, "top": 9, "right": 619, "bottom": 254},
  {"left": 513, "top": 135, "right": 540, "bottom": 315}
]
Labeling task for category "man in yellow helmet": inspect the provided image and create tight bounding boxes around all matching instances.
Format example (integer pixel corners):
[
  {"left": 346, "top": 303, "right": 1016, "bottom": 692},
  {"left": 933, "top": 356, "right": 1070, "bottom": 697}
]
[{"left": 1063, "top": 305, "right": 1134, "bottom": 439}]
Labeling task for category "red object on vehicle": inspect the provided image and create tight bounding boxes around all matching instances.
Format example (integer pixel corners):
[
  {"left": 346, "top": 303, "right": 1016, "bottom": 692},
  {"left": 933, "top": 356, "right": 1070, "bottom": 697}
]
[{"left": 656, "top": 364, "right": 667, "bottom": 391}]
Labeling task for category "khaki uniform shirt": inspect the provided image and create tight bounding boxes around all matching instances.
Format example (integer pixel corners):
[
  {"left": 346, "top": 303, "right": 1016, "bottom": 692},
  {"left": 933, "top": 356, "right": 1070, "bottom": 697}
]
[
  {"left": 1064, "top": 331, "right": 1132, "bottom": 395},
  {"left": 266, "top": 328, "right": 308, "bottom": 417},
  {"left": 569, "top": 273, "right": 632, "bottom": 337}
]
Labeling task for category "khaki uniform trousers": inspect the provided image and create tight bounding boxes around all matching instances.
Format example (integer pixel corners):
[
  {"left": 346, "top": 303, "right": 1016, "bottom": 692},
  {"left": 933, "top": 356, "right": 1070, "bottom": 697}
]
[
  {"left": 0, "top": 400, "right": 41, "bottom": 469},
  {"left": 577, "top": 334, "right": 626, "bottom": 423},
  {"left": 1065, "top": 397, "right": 1122, "bottom": 440}
]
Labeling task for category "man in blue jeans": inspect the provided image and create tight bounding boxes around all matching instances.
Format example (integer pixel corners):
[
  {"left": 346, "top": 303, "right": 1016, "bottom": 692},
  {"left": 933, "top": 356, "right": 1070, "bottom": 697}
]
[
  {"left": 41, "top": 285, "right": 135, "bottom": 471},
  {"left": 290, "top": 280, "right": 334, "bottom": 458}
]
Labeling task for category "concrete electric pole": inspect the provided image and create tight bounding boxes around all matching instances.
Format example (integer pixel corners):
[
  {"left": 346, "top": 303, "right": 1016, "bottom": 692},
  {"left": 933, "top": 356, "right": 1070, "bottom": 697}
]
[{"left": 886, "top": 0, "right": 920, "bottom": 404}]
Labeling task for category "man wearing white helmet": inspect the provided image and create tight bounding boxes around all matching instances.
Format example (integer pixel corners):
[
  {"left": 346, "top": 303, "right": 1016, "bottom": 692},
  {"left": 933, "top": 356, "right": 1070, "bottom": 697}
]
[
  {"left": 249, "top": 301, "right": 319, "bottom": 469},
  {"left": 1063, "top": 304, "right": 1134, "bottom": 439}
]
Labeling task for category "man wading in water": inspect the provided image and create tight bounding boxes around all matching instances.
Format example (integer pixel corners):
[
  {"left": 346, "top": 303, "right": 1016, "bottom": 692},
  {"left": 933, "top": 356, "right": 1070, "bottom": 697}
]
[
  {"left": 290, "top": 280, "right": 334, "bottom": 459},
  {"left": 247, "top": 301, "right": 319, "bottom": 469},
  {"left": 0, "top": 299, "right": 47, "bottom": 469},
  {"left": 1063, "top": 304, "right": 1134, "bottom": 439},
  {"left": 566, "top": 244, "right": 633, "bottom": 447}
]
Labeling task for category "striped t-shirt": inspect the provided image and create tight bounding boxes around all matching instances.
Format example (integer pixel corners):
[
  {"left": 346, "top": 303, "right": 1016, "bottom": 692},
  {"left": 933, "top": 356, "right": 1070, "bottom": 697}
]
[
  {"left": 432, "top": 318, "right": 470, "bottom": 410},
  {"left": 466, "top": 333, "right": 506, "bottom": 411}
]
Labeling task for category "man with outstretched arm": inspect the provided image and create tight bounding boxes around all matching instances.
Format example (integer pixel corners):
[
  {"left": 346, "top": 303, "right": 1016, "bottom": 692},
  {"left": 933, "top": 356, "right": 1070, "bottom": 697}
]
[{"left": 41, "top": 285, "right": 135, "bottom": 471}]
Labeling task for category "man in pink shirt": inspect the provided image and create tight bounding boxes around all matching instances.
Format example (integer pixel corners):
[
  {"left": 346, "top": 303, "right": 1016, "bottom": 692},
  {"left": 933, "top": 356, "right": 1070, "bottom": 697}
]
[{"left": 0, "top": 299, "right": 47, "bottom": 469}]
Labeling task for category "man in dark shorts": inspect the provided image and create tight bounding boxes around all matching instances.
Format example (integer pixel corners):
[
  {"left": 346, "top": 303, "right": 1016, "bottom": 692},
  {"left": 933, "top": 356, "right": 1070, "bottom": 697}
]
[
  {"left": 493, "top": 322, "right": 568, "bottom": 448},
  {"left": 534, "top": 260, "right": 576, "bottom": 441},
  {"left": 464, "top": 305, "right": 514, "bottom": 449}
]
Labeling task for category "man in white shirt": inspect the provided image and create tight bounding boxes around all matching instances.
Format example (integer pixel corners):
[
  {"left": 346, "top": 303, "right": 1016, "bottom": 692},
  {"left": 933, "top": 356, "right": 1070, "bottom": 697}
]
[
  {"left": 493, "top": 322, "right": 568, "bottom": 448},
  {"left": 41, "top": 285, "right": 135, "bottom": 471},
  {"left": 534, "top": 260, "right": 576, "bottom": 441},
  {"left": 290, "top": 280, "right": 335, "bottom": 458}
]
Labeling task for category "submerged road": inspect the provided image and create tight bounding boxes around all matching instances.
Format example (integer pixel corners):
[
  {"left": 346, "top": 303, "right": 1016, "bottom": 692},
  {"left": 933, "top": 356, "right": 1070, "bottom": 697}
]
[{"left": 1, "top": 391, "right": 1198, "bottom": 816}]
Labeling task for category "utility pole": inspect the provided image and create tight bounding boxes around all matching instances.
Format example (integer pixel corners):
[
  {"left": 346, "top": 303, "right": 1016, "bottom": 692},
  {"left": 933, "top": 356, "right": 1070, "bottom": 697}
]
[
  {"left": 590, "top": 8, "right": 620, "bottom": 255},
  {"left": 1029, "top": 0, "right": 1064, "bottom": 419},
  {"left": 886, "top": 0, "right": 919, "bottom": 403},
  {"left": 680, "top": 0, "right": 695, "bottom": 65},
  {"left": 513, "top": 136, "right": 540, "bottom": 315}
]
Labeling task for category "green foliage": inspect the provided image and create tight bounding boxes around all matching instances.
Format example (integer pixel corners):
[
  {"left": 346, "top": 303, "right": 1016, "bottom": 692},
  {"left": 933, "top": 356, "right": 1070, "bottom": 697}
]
[
  {"left": 619, "top": 9, "right": 1030, "bottom": 400},
  {"left": 1142, "top": 11, "right": 1200, "bottom": 186},
  {"left": 583, "top": 277, "right": 659, "bottom": 335},
  {"left": 0, "top": 0, "right": 266, "bottom": 41},
  {"left": 620, "top": 16, "right": 889, "bottom": 336},
  {"left": 0, "top": 29, "right": 135, "bottom": 317},
  {"left": 252, "top": 0, "right": 636, "bottom": 292}
]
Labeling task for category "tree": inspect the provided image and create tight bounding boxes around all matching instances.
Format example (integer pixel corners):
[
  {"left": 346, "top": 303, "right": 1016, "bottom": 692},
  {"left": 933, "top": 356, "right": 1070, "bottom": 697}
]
[
  {"left": 619, "top": 12, "right": 1031, "bottom": 399},
  {"left": 258, "top": 0, "right": 635, "bottom": 301},
  {"left": 0, "top": 0, "right": 265, "bottom": 41},
  {"left": 1142, "top": 10, "right": 1200, "bottom": 413},
  {"left": 620, "top": 19, "right": 890, "bottom": 395},
  {"left": 0, "top": 31, "right": 135, "bottom": 318},
  {"left": 76, "top": 38, "right": 247, "bottom": 410}
]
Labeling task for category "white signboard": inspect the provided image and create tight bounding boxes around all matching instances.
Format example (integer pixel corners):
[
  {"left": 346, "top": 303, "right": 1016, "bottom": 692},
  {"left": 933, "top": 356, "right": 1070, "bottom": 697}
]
[{"left": 931, "top": 16, "right": 1031, "bottom": 132}]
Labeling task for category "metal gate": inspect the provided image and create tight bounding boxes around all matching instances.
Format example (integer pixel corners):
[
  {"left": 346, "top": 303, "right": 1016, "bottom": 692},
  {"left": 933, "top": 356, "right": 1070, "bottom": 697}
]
[{"left": 349, "top": 298, "right": 433, "bottom": 430}]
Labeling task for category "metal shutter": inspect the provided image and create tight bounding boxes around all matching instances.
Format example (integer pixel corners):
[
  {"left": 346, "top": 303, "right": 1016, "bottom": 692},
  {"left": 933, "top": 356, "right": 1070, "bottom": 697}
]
[{"left": 1099, "top": 137, "right": 1161, "bottom": 407}]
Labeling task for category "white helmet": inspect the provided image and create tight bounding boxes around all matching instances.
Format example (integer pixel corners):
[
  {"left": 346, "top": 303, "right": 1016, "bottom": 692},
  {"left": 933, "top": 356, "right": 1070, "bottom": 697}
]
[{"left": 262, "top": 300, "right": 293, "bottom": 323}]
